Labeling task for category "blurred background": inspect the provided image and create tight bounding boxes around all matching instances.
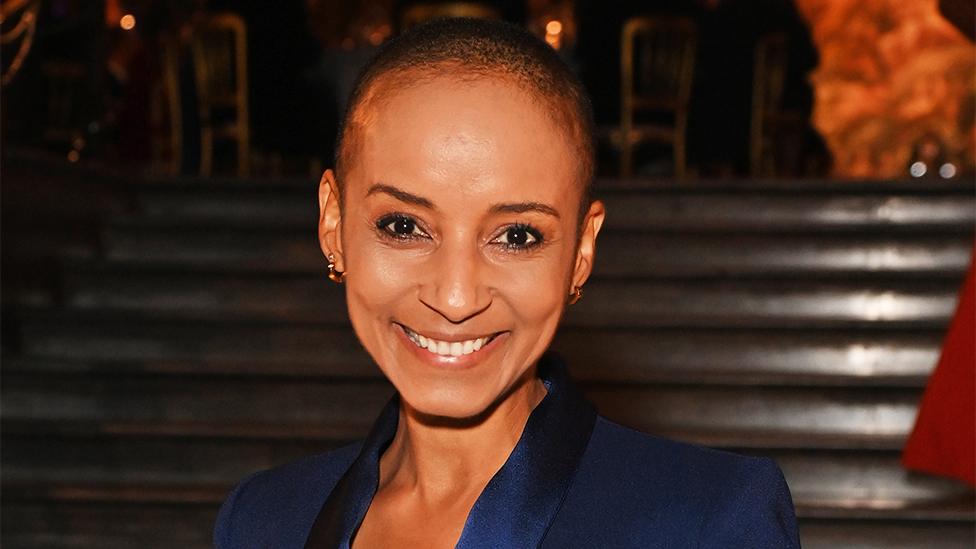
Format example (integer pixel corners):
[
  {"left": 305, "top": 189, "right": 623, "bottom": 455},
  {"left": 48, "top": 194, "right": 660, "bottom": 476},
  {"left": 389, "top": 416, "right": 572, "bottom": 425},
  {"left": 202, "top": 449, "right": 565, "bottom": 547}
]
[{"left": 1, "top": 1, "right": 974, "bottom": 547}]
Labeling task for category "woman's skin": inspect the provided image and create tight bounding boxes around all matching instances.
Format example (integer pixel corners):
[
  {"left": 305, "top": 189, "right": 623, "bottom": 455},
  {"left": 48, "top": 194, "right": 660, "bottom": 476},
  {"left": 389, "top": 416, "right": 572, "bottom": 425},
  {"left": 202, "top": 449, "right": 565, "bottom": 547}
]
[{"left": 317, "top": 72, "right": 605, "bottom": 548}]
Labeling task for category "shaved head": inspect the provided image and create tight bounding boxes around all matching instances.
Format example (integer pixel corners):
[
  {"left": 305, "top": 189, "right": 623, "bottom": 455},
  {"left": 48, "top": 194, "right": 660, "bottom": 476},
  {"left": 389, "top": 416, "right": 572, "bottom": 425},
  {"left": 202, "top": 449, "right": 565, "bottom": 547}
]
[{"left": 334, "top": 17, "right": 596, "bottom": 223}]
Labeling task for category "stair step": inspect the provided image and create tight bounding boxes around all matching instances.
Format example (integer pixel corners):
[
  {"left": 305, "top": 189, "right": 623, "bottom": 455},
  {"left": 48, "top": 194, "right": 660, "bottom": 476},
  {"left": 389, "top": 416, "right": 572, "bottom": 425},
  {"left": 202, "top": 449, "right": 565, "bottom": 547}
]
[
  {"left": 2, "top": 435, "right": 331, "bottom": 487},
  {"left": 14, "top": 314, "right": 942, "bottom": 386},
  {"left": 1, "top": 502, "right": 216, "bottom": 549},
  {"left": 1, "top": 373, "right": 922, "bottom": 450},
  {"left": 59, "top": 264, "right": 961, "bottom": 327},
  {"left": 133, "top": 179, "right": 976, "bottom": 232},
  {"left": 0, "top": 499, "right": 972, "bottom": 549},
  {"left": 3, "top": 435, "right": 972, "bottom": 515},
  {"left": 102, "top": 218, "right": 973, "bottom": 278},
  {"left": 798, "top": 519, "right": 975, "bottom": 549}
]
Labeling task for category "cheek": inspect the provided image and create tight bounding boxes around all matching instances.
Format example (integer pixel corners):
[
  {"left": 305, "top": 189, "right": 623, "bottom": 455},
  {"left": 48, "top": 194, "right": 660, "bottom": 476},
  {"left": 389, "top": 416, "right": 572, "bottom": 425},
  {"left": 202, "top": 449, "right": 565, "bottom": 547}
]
[
  {"left": 495, "top": 242, "right": 576, "bottom": 343},
  {"left": 499, "top": 259, "right": 567, "bottom": 320},
  {"left": 342, "top": 227, "right": 412, "bottom": 316}
]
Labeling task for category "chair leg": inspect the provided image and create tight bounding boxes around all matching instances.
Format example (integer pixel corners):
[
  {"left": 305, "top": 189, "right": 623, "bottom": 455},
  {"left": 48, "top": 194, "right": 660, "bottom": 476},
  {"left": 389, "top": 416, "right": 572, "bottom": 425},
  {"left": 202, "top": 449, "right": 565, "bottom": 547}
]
[
  {"left": 238, "top": 130, "right": 250, "bottom": 177},
  {"left": 200, "top": 126, "right": 213, "bottom": 177},
  {"left": 621, "top": 139, "right": 633, "bottom": 178},
  {"left": 674, "top": 134, "right": 686, "bottom": 180}
]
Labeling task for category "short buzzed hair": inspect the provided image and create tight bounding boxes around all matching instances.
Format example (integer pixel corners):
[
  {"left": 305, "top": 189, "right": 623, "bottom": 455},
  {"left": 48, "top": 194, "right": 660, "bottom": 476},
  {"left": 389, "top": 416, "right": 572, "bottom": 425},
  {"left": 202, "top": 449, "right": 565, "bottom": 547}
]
[{"left": 334, "top": 17, "right": 596, "bottom": 222}]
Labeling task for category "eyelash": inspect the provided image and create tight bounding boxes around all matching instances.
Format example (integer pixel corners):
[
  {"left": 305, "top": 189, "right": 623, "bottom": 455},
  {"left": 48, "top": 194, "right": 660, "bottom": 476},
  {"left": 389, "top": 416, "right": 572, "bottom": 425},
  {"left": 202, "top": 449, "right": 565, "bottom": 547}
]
[
  {"left": 375, "top": 213, "right": 429, "bottom": 242},
  {"left": 374, "top": 214, "right": 544, "bottom": 252}
]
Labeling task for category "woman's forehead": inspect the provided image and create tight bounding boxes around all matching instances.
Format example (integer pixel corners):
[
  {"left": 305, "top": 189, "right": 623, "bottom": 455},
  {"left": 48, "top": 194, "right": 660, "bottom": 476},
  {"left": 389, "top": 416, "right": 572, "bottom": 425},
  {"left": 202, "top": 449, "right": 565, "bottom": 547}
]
[{"left": 346, "top": 76, "right": 580, "bottom": 206}]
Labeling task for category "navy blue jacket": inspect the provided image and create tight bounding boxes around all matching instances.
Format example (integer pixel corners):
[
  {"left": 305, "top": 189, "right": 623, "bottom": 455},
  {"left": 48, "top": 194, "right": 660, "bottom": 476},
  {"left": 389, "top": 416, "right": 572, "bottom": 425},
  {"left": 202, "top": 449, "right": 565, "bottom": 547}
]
[{"left": 214, "top": 355, "right": 801, "bottom": 548}]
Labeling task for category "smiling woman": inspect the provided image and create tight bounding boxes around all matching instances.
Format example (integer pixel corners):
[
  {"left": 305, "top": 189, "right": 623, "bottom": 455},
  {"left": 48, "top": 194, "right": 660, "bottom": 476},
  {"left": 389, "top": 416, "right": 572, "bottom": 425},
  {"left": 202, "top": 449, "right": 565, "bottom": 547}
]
[{"left": 214, "top": 18, "right": 800, "bottom": 549}]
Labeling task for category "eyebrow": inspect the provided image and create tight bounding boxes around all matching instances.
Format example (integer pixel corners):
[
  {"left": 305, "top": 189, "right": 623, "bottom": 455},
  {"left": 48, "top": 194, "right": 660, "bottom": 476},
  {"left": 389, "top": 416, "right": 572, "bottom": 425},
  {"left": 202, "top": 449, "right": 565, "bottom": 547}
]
[
  {"left": 490, "top": 201, "right": 561, "bottom": 218},
  {"left": 365, "top": 182, "right": 560, "bottom": 219},
  {"left": 366, "top": 183, "right": 436, "bottom": 210}
]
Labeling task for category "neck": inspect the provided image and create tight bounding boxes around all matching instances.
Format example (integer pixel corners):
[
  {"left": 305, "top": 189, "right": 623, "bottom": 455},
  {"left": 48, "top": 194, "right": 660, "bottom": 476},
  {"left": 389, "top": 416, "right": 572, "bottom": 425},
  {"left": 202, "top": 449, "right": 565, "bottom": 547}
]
[{"left": 378, "top": 367, "right": 548, "bottom": 502}]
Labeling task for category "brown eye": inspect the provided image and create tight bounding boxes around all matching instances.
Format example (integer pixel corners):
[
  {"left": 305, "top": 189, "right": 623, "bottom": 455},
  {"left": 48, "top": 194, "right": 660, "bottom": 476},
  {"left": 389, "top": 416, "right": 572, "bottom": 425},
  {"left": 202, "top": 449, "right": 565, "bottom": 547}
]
[
  {"left": 377, "top": 214, "right": 427, "bottom": 239},
  {"left": 392, "top": 217, "right": 415, "bottom": 235},
  {"left": 506, "top": 227, "right": 530, "bottom": 246},
  {"left": 493, "top": 223, "right": 542, "bottom": 249}
]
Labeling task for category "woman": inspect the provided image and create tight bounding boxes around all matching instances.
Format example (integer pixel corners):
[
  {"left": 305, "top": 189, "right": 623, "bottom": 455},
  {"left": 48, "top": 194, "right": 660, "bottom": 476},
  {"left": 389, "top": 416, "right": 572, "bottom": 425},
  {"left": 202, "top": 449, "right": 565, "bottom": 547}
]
[{"left": 214, "top": 18, "right": 800, "bottom": 548}]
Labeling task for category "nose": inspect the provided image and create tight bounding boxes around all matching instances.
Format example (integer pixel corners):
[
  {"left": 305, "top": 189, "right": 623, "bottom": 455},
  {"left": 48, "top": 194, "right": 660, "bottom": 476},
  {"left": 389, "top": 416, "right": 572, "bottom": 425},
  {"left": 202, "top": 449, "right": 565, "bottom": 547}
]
[{"left": 418, "top": 240, "right": 492, "bottom": 324}]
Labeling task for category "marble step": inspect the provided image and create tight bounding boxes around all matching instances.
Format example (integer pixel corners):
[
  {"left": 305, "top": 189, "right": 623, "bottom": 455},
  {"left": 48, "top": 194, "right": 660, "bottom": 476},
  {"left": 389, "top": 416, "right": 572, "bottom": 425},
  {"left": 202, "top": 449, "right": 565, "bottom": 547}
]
[
  {"left": 12, "top": 313, "right": 944, "bottom": 386},
  {"left": 1, "top": 372, "right": 925, "bottom": 450},
  {"left": 3, "top": 435, "right": 972, "bottom": 519},
  {"left": 0, "top": 502, "right": 216, "bottom": 549},
  {"left": 132, "top": 179, "right": 976, "bottom": 232},
  {"left": 59, "top": 263, "right": 961, "bottom": 327},
  {"left": 101, "top": 218, "right": 973, "bottom": 278},
  {"left": 2, "top": 498, "right": 972, "bottom": 549}
]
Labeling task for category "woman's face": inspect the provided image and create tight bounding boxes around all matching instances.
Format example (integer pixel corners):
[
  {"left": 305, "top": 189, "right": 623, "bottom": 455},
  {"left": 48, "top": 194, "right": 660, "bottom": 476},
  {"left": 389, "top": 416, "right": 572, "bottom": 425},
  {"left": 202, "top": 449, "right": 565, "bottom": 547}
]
[{"left": 319, "top": 74, "right": 604, "bottom": 419}]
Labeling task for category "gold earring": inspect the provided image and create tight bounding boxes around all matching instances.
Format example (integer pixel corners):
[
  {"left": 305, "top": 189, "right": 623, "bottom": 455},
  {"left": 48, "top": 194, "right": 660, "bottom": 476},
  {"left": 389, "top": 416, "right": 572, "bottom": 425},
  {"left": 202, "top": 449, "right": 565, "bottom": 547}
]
[
  {"left": 327, "top": 253, "right": 345, "bottom": 283},
  {"left": 569, "top": 285, "right": 583, "bottom": 305}
]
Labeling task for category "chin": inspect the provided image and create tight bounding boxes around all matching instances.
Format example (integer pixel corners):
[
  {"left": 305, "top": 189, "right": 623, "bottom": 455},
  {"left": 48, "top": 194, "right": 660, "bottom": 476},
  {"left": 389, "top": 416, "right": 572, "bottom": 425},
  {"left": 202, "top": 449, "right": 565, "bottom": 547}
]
[{"left": 396, "top": 381, "right": 502, "bottom": 422}]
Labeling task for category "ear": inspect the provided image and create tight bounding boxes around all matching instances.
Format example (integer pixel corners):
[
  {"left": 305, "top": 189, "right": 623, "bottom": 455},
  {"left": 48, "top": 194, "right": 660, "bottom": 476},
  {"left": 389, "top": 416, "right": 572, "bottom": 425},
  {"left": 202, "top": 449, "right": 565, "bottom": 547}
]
[
  {"left": 571, "top": 200, "right": 606, "bottom": 291},
  {"left": 318, "top": 169, "right": 344, "bottom": 270}
]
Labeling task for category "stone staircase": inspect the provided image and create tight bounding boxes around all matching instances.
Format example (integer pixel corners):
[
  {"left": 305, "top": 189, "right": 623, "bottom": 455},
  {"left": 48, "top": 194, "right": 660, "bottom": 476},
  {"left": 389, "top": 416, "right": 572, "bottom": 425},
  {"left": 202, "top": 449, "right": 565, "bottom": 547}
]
[{"left": 2, "top": 163, "right": 974, "bottom": 548}]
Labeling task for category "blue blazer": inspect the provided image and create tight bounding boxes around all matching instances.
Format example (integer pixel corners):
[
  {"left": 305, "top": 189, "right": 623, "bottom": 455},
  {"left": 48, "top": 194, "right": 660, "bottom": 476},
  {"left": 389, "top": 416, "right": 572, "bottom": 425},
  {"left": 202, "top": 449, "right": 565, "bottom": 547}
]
[{"left": 214, "top": 355, "right": 801, "bottom": 548}]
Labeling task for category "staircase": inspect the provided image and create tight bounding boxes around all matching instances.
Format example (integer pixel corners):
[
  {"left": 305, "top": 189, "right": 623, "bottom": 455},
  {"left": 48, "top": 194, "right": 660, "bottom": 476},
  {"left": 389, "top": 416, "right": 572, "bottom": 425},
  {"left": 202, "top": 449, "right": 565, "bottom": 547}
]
[{"left": 2, "top": 163, "right": 974, "bottom": 548}]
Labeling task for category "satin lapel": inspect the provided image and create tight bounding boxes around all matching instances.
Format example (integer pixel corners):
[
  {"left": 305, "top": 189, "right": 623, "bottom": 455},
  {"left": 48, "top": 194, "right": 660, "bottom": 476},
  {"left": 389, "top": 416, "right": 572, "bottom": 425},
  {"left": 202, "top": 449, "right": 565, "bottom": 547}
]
[
  {"left": 303, "top": 395, "right": 400, "bottom": 549},
  {"left": 454, "top": 355, "right": 597, "bottom": 549}
]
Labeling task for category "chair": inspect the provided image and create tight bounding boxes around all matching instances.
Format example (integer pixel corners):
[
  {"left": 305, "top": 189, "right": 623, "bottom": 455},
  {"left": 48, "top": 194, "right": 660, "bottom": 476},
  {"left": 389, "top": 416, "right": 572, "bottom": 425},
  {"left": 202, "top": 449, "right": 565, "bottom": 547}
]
[
  {"left": 614, "top": 16, "right": 697, "bottom": 179},
  {"left": 750, "top": 32, "right": 802, "bottom": 177},
  {"left": 399, "top": 2, "right": 499, "bottom": 31},
  {"left": 191, "top": 12, "right": 250, "bottom": 177},
  {"left": 150, "top": 35, "right": 183, "bottom": 175}
]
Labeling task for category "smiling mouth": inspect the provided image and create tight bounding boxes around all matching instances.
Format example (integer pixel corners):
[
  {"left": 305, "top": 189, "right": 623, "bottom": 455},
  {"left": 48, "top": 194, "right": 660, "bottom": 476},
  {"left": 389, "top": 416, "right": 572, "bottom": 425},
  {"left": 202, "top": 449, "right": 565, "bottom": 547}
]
[{"left": 398, "top": 324, "right": 501, "bottom": 358}]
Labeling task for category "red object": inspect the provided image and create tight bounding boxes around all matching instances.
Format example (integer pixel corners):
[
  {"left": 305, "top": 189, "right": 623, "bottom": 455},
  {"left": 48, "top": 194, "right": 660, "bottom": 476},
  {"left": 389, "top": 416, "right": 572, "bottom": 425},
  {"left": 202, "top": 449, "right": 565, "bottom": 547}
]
[{"left": 902, "top": 243, "right": 976, "bottom": 486}]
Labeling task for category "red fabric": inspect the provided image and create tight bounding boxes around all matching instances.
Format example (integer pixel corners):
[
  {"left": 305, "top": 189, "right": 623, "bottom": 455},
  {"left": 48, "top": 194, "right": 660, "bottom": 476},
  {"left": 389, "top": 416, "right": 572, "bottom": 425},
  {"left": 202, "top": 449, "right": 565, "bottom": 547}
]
[{"left": 902, "top": 242, "right": 976, "bottom": 486}]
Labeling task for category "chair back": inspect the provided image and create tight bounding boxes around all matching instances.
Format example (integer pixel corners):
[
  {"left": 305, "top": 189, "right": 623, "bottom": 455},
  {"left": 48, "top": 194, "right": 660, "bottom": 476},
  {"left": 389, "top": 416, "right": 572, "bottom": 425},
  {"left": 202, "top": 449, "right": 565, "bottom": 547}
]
[
  {"left": 191, "top": 12, "right": 249, "bottom": 176},
  {"left": 150, "top": 35, "right": 182, "bottom": 175},
  {"left": 621, "top": 16, "right": 697, "bottom": 117}
]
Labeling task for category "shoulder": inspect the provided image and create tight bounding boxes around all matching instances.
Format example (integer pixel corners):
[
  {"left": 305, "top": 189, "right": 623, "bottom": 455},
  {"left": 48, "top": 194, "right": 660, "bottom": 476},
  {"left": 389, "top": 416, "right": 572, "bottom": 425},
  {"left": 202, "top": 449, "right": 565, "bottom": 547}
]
[
  {"left": 213, "top": 442, "right": 362, "bottom": 549},
  {"left": 545, "top": 417, "right": 800, "bottom": 548}
]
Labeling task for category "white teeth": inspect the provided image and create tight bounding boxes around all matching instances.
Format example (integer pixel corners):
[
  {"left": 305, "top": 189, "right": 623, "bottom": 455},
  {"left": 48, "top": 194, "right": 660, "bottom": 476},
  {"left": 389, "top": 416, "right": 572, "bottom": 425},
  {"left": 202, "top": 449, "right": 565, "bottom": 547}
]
[{"left": 402, "top": 326, "right": 493, "bottom": 358}]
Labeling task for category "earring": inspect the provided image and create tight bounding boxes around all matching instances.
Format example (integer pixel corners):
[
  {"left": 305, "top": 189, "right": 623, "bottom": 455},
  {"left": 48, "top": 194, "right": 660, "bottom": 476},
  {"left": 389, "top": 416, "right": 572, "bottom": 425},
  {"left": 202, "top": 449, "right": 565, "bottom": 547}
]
[
  {"left": 568, "top": 285, "right": 583, "bottom": 305},
  {"left": 327, "top": 253, "right": 345, "bottom": 283}
]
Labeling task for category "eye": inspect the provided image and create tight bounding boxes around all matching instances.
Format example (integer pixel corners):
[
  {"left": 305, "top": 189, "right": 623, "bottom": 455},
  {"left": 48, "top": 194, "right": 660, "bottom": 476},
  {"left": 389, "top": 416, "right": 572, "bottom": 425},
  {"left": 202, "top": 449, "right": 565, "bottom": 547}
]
[
  {"left": 493, "top": 223, "right": 542, "bottom": 250},
  {"left": 376, "top": 214, "right": 428, "bottom": 239}
]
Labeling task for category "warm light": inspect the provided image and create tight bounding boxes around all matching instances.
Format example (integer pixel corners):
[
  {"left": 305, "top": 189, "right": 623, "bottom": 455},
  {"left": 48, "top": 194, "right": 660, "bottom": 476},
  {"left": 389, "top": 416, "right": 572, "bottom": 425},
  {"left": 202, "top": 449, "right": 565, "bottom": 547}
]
[
  {"left": 939, "top": 162, "right": 957, "bottom": 178},
  {"left": 544, "top": 19, "right": 563, "bottom": 49},
  {"left": 909, "top": 161, "right": 927, "bottom": 177},
  {"left": 120, "top": 14, "right": 136, "bottom": 31}
]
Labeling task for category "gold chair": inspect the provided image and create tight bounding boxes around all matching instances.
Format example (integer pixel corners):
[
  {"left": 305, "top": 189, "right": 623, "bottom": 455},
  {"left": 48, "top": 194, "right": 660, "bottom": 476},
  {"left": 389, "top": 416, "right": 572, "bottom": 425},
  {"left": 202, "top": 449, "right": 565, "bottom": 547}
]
[
  {"left": 150, "top": 35, "right": 183, "bottom": 176},
  {"left": 399, "top": 2, "right": 499, "bottom": 31},
  {"left": 191, "top": 12, "right": 250, "bottom": 177},
  {"left": 750, "top": 32, "right": 801, "bottom": 177},
  {"left": 615, "top": 16, "right": 697, "bottom": 179}
]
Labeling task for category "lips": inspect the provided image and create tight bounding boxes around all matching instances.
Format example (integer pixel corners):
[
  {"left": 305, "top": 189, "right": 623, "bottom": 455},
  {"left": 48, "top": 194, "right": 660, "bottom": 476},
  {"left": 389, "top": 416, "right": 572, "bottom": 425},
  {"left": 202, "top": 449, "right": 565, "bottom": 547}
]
[{"left": 399, "top": 324, "right": 500, "bottom": 358}]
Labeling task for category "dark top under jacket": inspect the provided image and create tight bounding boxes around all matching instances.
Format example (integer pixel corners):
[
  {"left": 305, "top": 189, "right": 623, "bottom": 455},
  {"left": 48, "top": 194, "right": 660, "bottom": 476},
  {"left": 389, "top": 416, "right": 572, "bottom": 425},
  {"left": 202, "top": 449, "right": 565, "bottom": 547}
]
[{"left": 213, "top": 354, "right": 801, "bottom": 548}]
